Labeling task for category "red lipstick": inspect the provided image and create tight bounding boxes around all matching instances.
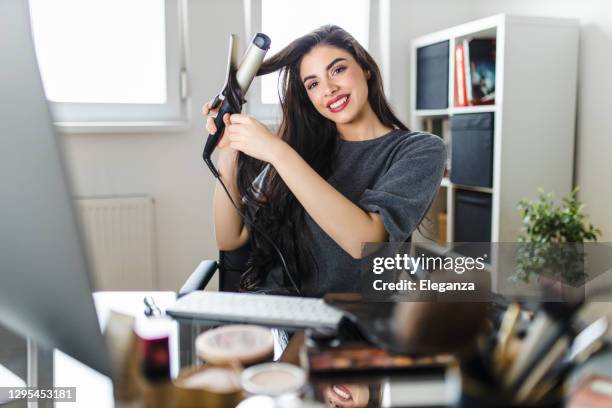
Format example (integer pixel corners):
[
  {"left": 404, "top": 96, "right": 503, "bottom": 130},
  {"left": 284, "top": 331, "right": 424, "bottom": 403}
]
[{"left": 326, "top": 94, "right": 350, "bottom": 113}]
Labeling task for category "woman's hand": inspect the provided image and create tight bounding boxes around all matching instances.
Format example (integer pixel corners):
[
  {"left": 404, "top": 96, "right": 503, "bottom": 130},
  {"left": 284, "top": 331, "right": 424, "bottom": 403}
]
[
  {"left": 226, "top": 114, "right": 287, "bottom": 164},
  {"left": 201, "top": 101, "right": 232, "bottom": 149}
]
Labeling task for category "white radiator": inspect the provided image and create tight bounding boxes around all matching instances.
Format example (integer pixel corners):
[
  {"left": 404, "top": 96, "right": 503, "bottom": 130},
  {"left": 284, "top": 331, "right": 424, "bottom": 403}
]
[{"left": 75, "top": 196, "right": 157, "bottom": 291}]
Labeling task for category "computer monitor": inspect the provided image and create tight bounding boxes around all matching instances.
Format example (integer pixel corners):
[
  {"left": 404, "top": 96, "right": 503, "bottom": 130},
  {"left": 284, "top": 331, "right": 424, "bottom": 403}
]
[{"left": 0, "top": 0, "right": 112, "bottom": 377}]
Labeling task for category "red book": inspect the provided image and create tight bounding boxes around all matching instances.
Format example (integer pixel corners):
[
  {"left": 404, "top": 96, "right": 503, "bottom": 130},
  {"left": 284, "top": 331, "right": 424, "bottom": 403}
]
[
  {"left": 463, "top": 39, "right": 473, "bottom": 104},
  {"left": 454, "top": 44, "right": 467, "bottom": 107}
]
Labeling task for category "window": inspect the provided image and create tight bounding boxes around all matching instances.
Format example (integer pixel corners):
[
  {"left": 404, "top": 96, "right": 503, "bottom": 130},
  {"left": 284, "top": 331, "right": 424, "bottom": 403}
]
[
  {"left": 246, "top": 0, "right": 371, "bottom": 120},
  {"left": 28, "top": 0, "right": 188, "bottom": 128}
]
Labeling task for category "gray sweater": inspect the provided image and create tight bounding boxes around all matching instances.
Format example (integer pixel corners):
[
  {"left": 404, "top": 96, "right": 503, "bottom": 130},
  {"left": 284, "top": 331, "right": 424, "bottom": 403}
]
[{"left": 260, "top": 129, "right": 447, "bottom": 297}]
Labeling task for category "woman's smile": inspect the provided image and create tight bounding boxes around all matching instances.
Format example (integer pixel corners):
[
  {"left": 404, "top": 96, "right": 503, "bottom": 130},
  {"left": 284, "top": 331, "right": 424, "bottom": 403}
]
[
  {"left": 331, "top": 384, "right": 353, "bottom": 401},
  {"left": 327, "top": 94, "right": 351, "bottom": 112}
]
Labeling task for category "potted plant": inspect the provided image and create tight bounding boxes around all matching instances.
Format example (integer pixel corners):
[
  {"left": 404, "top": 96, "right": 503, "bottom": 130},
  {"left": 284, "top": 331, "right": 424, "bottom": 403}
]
[{"left": 514, "top": 188, "right": 601, "bottom": 286}]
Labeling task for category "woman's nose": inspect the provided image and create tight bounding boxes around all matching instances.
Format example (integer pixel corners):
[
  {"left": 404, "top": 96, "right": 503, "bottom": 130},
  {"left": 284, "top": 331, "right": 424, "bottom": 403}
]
[{"left": 322, "top": 79, "right": 339, "bottom": 97}]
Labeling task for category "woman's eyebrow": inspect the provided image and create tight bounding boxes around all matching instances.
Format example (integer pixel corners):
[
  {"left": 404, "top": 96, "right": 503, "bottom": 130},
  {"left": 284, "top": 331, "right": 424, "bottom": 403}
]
[{"left": 302, "top": 57, "right": 348, "bottom": 84}]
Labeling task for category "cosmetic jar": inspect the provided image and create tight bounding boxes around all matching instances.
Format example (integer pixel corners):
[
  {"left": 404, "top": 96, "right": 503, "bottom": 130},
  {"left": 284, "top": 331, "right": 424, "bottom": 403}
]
[
  {"left": 195, "top": 324, "right": 274, "bottom": 366},
  {"left": 240, "top": 362, "right": 306, "bottom": 397}
]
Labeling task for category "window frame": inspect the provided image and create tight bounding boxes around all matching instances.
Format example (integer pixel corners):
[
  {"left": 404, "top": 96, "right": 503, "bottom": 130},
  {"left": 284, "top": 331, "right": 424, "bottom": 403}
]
[{"left": 29, "top": 0, "right": 190, "bottom": 132}]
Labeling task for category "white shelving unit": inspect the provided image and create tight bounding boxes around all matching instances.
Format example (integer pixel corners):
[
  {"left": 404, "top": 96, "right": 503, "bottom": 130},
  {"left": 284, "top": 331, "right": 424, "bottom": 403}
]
[{"left": 410, "top": 14, "right": 579, "bottom": 248}]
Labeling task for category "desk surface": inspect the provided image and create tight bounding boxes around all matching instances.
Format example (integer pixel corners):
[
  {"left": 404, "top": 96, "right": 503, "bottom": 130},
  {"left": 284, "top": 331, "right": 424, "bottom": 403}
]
[{"left": 4, "top": 291, "right": 612, "bottom": 408}]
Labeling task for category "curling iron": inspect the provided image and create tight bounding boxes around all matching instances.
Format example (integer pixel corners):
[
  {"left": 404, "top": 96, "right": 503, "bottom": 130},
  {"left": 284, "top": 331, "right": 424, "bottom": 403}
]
[{"left": 202, "top": 33, "right": 271, "bottom": 177}]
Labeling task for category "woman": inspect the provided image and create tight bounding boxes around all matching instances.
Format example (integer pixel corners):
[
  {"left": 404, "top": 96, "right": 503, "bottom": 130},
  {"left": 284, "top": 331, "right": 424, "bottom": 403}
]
[{"left": 203, "top": 25, "right": 446, "bottom": 297}]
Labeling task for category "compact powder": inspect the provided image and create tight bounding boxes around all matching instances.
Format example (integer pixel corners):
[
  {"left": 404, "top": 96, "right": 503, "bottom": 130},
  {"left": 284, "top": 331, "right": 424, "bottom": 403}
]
[{"left": 196, "top": 325, "right": 274, "bottom": 365}]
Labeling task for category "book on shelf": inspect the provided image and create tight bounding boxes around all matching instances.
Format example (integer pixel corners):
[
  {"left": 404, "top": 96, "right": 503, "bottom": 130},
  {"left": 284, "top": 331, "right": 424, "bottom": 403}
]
[
  {"left": 468, "top": 38, "right": 496, "bottom": 105},
  {"left": 462, "top": 39, "right": 473, "bottom": 104},
  {"left": 454, "top": 43, "right": 468, "bottom": 107},
  {"left": 454, "top": 38, "right": 496, "bottom": 107}
]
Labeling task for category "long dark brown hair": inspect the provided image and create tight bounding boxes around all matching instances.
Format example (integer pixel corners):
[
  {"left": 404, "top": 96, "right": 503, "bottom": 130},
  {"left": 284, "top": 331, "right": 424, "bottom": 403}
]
[{"left": 236, "top": 25, "right": 408, "bottom": 292}]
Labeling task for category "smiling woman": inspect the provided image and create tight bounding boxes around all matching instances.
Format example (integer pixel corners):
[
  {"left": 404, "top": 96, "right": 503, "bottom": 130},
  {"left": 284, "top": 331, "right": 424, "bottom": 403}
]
[{"left": 204, "top": 25, "right": 446, "bottom": 297}]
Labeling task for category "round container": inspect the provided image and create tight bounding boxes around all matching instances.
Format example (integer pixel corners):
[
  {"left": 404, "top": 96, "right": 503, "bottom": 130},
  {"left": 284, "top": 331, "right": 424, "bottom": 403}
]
[
  {"left": 174, "top": 364, "right": 243, "bottom": 408},
  {"left": 195, "top": 325, "right": 274, "bottom": 366},
  {"left": 134, "top": 317, "right": 174, "bottom": 383},
  {"left": 240, "top": 362, "right": 306, "bottom": 397}
]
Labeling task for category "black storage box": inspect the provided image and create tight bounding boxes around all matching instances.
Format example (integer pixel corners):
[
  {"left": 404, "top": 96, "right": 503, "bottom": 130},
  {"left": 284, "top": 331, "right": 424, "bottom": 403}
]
[
  {"left": 450, "top": 112, "right": 494, "bottom": 188},
  {"left": 416, "top": 41, "right": 449, "bottom": 110},
  {"left": 454, "top": 190, "right": 492, "bottom": 243}
]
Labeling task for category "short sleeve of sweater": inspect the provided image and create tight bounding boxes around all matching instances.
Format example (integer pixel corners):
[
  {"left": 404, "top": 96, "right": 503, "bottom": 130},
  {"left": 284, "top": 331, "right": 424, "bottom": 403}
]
[{"left": 358, "top": 133, "right": 446, "bottom": 242}]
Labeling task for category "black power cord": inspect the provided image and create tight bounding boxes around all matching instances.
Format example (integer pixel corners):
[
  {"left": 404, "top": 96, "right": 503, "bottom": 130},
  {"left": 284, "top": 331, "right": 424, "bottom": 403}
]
[{"left": 210, "top": 160, "right": 301, "bottom": 296}]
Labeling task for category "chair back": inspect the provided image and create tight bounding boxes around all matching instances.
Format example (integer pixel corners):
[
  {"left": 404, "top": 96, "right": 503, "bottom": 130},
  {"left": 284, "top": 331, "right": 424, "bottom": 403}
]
[
  {"left": 218, "top": 244, "right": 251, "bottom": 292},
  {"left": 218, "top": 235, "right": 412, "bottom": 292}
]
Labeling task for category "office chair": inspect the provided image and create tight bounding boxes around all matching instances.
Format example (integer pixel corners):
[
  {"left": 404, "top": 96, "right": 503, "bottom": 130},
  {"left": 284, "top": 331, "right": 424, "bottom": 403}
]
[
  {"left": 178, "top": 235, "right": 414, "bottom": 297},
  {"left": 178, "top": 244, "right": 251, "bottom": 297}
]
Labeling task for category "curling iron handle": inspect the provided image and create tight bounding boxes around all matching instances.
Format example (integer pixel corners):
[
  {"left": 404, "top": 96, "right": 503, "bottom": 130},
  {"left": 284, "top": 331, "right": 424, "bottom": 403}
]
[{"left": 203, "top": 100, "right": 236, "bottom": 159}]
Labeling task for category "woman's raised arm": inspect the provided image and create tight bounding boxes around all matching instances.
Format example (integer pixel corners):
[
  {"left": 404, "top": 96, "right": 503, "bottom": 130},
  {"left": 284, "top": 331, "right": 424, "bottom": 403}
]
[{"left": 203, "top": 103, "right": 249, "bottom": 251}]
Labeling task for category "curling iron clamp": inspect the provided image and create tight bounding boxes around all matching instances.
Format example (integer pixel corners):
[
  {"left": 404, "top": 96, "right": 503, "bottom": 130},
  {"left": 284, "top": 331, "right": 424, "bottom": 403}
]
[{"left": 202, "top": 33, "right": 271, "bottom": 177}]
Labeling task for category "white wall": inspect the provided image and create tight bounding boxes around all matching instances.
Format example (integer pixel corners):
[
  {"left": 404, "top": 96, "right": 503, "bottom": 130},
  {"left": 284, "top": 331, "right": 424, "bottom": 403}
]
[{"left": 62, "top": 0, "right": 612, "bottom": 291}]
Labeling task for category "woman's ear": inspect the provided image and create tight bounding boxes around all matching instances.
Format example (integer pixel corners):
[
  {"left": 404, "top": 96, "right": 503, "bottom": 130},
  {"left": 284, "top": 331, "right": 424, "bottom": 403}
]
[{"left": 365, "top": 69, "right": 371, "bottom": 80}]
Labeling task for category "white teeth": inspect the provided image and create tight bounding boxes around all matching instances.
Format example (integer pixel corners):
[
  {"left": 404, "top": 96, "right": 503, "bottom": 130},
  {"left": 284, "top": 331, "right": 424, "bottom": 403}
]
[
  {"left": 329, "top": 96, "right": 348, "bottom": 109},
  {"left": 333, "top": 385, "right": 350, "bottom": 399}
]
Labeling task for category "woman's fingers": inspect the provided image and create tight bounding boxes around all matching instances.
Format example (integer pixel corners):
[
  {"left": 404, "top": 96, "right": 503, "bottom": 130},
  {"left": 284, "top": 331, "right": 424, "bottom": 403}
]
[
  {"left": 205, "top": 109, "right": 233, "bottom": 135},
  {"left": 202, "top": 101, "right": 211, "bottom": 115},
  {"left": 228, "top": 113, "right": 251, "bottom": 124},
  {"left": 218, "top": 136, "right": 229, "bottom": 148},
  {"left": 216, "top": 114, "right": 233, "bottom": 147},
  {"left": 202, "top": 99, "right": 222, "bottom": 117},
  {"left": 206, "top": 116, "right": 217, "bottom": 134}
]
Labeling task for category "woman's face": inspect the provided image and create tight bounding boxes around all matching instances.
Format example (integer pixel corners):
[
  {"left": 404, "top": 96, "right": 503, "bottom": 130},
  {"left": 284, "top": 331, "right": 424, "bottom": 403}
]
[{"left": 299, "top": 45, "right": 370, "bottom": 125}]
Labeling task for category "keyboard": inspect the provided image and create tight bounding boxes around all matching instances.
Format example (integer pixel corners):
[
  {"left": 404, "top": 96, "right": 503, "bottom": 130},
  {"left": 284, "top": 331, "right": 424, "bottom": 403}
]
[{"left": 166, "top": 291, "right": 344, "bottom": 330}]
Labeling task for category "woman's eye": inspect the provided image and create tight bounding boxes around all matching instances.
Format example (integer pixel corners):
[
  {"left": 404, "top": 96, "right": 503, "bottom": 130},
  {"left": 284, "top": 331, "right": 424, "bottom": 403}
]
[
  {"left": 332, "top": 66, "right": 347, "bottom": 75},
  {"left": 307, "top": 81, "right": 318, "bottom": 90}
]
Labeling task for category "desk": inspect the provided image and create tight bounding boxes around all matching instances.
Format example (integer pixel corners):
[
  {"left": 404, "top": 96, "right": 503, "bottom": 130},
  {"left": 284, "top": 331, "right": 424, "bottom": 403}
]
[{"left": 3, "top": 291, "right": 612, "bottom": 408}]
